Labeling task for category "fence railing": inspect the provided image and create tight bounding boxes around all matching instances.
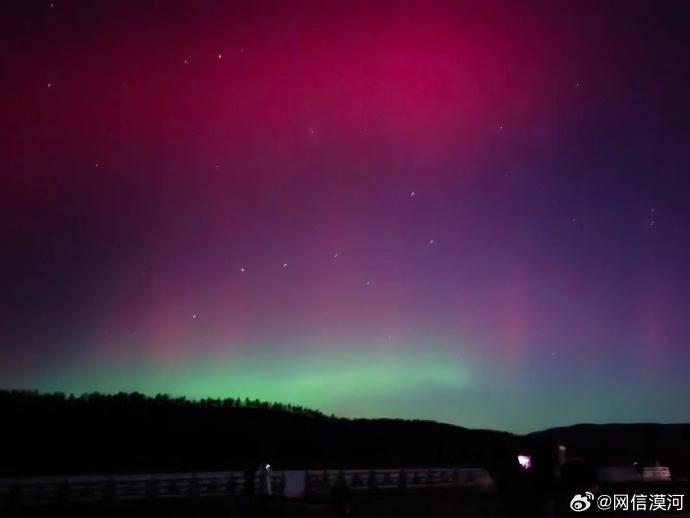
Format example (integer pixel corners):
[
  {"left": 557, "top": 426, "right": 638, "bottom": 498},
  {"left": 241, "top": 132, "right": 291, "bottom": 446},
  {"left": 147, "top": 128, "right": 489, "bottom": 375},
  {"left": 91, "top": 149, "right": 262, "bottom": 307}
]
[
  {"left": 305, "top": 467, "right": 494, "bottom": 494},
  {"left": 0, "top": 467, "right": 494, "bottom": 506}
]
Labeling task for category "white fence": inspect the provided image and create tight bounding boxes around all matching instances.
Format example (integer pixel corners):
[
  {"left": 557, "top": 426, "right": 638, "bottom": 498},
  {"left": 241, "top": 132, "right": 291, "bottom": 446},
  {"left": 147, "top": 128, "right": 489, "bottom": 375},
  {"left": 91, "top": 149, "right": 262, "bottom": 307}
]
[
  {"left": 305, "top": 467, "right": 494, "bottom": 495},
  {"left": 0, "top": 467, "right": 494, "bottom": 506},
  {"left": 0, "top": 471, "right": 259, "bottom": 506}
]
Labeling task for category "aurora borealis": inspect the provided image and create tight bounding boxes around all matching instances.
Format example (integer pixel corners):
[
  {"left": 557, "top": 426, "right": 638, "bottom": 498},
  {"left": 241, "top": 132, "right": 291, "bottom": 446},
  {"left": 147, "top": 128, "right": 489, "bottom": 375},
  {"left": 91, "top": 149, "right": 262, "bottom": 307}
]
[{"left": 2, "top": 1, "right": 689, "bottom": 433}]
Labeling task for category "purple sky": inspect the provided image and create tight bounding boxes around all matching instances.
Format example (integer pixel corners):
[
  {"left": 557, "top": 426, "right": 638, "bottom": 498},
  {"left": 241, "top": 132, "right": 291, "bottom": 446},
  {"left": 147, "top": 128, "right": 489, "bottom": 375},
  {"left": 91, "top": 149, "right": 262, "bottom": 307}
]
[{"left": 2, "top": 0, "right": 689, "bottom": 432}]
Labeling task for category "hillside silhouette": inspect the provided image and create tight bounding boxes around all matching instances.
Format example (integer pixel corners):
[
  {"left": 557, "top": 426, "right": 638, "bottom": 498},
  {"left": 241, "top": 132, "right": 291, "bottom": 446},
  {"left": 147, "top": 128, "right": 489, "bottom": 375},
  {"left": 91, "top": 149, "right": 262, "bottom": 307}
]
[
  {"left": 2, "top": 391, "right": 689, "bottom": 479},
  {"left": 0, "top": 390, "right": 516, "bottom": 476}
]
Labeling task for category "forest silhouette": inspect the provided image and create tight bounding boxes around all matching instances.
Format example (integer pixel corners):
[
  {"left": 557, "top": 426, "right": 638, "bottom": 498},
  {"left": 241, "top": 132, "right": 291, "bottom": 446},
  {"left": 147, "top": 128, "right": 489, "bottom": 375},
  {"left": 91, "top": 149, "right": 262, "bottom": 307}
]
[{"left": 2, "top": 390, "right": 689, "bottom": 481}]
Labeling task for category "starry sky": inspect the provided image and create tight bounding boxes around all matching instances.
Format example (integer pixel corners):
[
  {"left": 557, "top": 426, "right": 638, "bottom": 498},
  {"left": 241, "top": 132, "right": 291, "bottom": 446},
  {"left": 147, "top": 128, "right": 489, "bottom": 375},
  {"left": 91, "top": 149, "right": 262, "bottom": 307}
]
[{"left": 2, "top": 0, "right": 689, "bottom": 433}]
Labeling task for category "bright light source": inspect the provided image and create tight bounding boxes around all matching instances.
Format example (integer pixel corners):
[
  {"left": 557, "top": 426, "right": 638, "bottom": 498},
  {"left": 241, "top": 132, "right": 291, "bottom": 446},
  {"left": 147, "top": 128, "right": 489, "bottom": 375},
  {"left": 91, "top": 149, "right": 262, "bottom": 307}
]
[{"left": 517, "top": 455, "right": 532, "bottom": 470}]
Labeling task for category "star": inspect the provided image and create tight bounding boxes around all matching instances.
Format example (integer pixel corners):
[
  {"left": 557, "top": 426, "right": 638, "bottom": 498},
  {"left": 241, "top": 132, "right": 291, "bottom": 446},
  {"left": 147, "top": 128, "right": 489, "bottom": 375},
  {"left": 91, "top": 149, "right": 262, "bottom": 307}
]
[
  {"left": 217, "top": 53, "right": 222, "bottom": 59},
  {"left": 498, "top": 124, "right": 504, "bottom": 131},
  {"left": 650, "top": 208, "right": 655, "bottom": 213},
  {"left": 240, "top": 267, "right": 246, "bottom": 273},
  {"left": 95, "top": 163, "right": 99, "bottom": 168},
  {"left": 192, "top": 314, "right": 197, "bottom": 320},
  {"left": 183, "top": 59, "right": 189, "bottom": 65},
  {"left": 282, "top": 263, "right": 288, "bottom": 268},
  {"left": 409, "top": 191, "right": 416, "bottom": 197},
  {"left": 429, "top": 239, "right": 435, "bottom": 245},
  {"left": 333, "top": 252, "right": 338, "bottom": 259},
  {"left": 47, "top": 82, "right": 52, "bottom": 88},
  {"left": 364, "top": 280, "right": 371, "bottom": 286},
  {"left": 649, "top": 220, "right": 656, "bottom": 227},
  {"left": 50, "top": 2, "right": 54, "bottom": 7},
  {"left": 575, "top": 82, "right": 581, "bottom": 88}
]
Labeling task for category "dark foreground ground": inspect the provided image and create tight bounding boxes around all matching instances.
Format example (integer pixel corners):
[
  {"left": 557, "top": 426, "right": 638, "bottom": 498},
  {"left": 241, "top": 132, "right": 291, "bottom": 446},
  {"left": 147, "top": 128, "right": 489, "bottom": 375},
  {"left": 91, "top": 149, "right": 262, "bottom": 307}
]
[
  {"left": 7, "top": 488, "right": 690, "bottom": 518},
  {"left": 3, "top": 492, "right": 506, "bottom": 518}
]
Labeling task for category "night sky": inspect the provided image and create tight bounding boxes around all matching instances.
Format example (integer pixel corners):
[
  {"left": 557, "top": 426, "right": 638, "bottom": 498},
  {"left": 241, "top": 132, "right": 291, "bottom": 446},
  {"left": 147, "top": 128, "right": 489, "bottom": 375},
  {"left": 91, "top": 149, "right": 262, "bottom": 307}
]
[{"left": 2, "top": 1, "right": 689, "bottom": 433}]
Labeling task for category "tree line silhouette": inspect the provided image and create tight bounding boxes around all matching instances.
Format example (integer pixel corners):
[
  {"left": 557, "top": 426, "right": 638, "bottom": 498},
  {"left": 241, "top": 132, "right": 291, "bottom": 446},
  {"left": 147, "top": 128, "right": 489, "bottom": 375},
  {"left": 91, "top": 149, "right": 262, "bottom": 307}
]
[
  {"left": 0, "top": 389, "right": 516, "bottom": 477},
  {"left": 0, "top": 390, "right": 326, "bottom": 418},
  {"left": 1, "top": 390, "right": 688, "bottom": 481}
]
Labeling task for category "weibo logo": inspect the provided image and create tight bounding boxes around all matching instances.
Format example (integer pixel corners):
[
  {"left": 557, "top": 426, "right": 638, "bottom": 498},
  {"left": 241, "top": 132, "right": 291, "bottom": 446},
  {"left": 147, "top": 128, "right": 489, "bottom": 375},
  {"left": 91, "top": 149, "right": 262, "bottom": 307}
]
[{"left": 570, "top": 492, "right": 594, "bottom": 512}]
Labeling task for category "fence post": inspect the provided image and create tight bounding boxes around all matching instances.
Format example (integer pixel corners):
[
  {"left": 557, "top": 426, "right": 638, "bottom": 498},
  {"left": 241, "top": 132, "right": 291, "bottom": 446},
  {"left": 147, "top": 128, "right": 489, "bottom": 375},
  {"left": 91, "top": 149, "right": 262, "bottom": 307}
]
[
  {"left": 427, "top": 469, "right": 435, "bottom": 487},
  {"left": 398, "top": 469, "right": 407, "bottom": 490},
  {"left": 57, "top": 479, "right": 70, "bottom": 504},
  {"left": 367, "top": 470, "right": 377, "bottom": 490},
  {"left": 145, "top": 478, "right": 157, "bottom": 499}
]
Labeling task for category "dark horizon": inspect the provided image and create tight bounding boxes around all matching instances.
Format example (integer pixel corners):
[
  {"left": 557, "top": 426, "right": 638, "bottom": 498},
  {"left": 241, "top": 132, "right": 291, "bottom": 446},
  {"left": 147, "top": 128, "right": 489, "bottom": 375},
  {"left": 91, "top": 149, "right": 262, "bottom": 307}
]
[
  {"left": 3, "top": 390, "right": 689, "bottom": 476},
  {"left": 2, "top": 388, "right": 688, "bottom": 437}
]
